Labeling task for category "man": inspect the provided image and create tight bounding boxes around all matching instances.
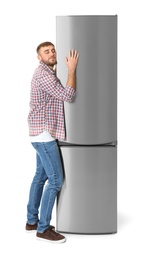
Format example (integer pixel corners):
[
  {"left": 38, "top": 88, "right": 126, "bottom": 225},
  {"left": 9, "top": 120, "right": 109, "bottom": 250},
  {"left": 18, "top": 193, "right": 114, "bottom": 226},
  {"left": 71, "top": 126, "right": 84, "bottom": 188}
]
[{"left": 26, "top": 42, "right": 79, "bottom": 243}]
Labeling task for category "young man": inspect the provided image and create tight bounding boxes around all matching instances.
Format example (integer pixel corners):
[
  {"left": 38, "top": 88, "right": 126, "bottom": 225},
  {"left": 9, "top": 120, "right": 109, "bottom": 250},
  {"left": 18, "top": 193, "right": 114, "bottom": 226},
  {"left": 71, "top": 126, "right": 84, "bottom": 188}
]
[{"left": 26, "top": 42, "right": 79, "bottom": 243}]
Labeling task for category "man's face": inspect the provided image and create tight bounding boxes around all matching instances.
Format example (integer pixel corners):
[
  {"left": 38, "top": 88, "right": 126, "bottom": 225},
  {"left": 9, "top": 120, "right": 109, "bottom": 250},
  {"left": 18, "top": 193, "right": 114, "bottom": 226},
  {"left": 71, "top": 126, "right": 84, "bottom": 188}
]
[{"left": 37, "top": 45, "right": 57, "bottom": 67}]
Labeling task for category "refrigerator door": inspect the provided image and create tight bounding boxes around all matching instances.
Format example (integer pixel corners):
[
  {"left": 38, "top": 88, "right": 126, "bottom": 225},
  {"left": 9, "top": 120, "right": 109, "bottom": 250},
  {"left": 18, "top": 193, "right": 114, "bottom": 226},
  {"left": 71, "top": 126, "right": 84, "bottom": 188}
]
[
  {"left": 56, "top": 15, "right": 117, "bottom": 145},
  {"left": 57, "top": 146, "right": 117, "bottom": 234}
]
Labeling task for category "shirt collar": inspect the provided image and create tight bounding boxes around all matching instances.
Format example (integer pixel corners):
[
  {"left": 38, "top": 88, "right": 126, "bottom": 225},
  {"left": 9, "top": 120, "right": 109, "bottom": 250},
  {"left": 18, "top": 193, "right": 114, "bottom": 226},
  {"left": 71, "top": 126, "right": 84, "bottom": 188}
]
[{"left": 40, "top": 61, "right": 55, "bottom": 74}]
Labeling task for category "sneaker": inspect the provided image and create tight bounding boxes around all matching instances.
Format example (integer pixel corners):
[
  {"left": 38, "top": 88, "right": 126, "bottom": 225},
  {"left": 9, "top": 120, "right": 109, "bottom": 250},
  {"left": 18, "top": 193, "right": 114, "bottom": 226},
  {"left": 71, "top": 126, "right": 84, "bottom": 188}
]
[
  {"left": 36, "top": 227, "right": 66, "bottom": 243},
  {"left": 26, "top": 222, "right": 55, "bottom": 232}
]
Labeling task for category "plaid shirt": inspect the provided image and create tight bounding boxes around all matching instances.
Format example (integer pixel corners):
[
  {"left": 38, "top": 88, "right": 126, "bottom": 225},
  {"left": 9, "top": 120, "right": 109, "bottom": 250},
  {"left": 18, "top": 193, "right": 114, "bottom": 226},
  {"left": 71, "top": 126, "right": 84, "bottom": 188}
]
[{"left": 28, "top": 62, "right": 76, "bottom": 140}]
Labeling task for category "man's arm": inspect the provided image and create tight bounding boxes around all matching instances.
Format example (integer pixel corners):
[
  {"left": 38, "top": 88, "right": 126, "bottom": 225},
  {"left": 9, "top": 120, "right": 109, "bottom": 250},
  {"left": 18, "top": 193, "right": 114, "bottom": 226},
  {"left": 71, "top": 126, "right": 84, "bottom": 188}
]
[
  {"left": 37, "top": 49, "right": 79, "bottom": 102},
  {"left": 65, "top": 49, "right": 79, "bottom": 90}
]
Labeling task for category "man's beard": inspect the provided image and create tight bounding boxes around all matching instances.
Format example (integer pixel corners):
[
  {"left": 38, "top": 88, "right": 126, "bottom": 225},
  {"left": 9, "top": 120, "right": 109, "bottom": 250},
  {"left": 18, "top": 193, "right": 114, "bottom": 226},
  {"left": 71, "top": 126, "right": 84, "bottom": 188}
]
[{"left": 42, "top": 58, "right": 57, "bottom": 67}]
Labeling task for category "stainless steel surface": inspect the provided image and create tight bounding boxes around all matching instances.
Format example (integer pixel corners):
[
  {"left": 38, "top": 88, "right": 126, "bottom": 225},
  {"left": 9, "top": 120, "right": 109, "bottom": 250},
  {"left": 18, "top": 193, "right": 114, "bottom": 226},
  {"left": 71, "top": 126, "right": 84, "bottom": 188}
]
[
  {"left": 57, "top": 146, "right": 117, "bottom": 234},
  {"left": 56, "top": 16, "right": 117, "bottom": 234},
  {"left": 56, "top": 15, "right": 117, "bottom": 145}
]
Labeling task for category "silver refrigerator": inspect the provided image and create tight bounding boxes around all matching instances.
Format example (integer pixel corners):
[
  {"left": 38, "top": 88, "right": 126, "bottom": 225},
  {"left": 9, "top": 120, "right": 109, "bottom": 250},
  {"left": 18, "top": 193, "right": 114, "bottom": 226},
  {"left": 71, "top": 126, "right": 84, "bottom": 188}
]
[{"left": 56, "top": 15, "right": 117, "bottom": 234}]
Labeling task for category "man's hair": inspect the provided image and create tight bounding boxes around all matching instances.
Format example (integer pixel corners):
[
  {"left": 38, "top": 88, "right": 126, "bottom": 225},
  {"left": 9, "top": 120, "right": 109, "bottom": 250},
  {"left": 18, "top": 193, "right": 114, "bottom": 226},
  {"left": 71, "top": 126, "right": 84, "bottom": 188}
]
[{"left": 36, "top": 41, "right": 54, "bottom": 53}]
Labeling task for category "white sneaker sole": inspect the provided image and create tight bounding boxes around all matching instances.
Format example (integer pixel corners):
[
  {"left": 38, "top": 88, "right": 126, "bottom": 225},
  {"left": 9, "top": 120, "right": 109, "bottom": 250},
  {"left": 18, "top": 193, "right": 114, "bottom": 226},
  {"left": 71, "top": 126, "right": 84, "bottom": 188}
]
[
  {"left": 25, "top": 230, "right": 36, "bottom": 233},
  {"left": 36, "top": 236, "right": 66, "bottom": 244}
]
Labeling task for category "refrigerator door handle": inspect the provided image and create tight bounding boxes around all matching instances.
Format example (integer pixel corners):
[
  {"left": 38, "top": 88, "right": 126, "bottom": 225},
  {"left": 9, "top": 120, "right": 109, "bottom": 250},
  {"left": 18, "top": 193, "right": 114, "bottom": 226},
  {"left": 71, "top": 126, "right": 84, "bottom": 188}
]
[{"left": 58, "top": 141, "right": 117, "bottom": 147}]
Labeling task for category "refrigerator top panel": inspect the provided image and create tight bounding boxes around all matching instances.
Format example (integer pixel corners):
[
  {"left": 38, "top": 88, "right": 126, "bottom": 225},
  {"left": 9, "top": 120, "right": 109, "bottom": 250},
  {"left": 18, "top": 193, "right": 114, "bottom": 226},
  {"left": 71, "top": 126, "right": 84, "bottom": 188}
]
[{"left": 56, "top": 15, "right": 117, "bottom": 145}]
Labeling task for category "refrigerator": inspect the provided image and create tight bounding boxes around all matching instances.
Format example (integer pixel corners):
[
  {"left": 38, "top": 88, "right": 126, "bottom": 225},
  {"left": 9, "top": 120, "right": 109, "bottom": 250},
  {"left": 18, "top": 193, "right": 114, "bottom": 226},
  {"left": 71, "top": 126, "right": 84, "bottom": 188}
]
[{"left": 56, "top": 15, "right": 117, "bottom": 234}]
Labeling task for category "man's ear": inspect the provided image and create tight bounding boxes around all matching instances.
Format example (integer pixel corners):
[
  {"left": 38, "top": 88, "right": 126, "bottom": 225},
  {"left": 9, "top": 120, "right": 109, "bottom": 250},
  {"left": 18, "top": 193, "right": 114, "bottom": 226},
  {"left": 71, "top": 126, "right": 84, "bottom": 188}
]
[{"left": 37, "top": 54, "right": 42, "bottom": 61}]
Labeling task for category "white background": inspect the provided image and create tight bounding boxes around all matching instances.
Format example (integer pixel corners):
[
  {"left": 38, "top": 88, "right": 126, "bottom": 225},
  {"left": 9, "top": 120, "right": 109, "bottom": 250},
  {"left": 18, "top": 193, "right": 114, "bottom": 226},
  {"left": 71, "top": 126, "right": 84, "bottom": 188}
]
[{"left": 0, "top": 0, "right": 156, "bottom": 259}]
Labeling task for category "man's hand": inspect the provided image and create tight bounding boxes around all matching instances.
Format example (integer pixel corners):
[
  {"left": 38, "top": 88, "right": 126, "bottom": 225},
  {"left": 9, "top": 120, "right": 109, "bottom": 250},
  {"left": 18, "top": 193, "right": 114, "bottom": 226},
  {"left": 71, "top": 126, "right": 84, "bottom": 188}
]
[
  {"left": 65, "top": 49, "right": 79, "bottom": 90},
  {"left": 65, "top": 49, "right": 79, "bottom": 73}
]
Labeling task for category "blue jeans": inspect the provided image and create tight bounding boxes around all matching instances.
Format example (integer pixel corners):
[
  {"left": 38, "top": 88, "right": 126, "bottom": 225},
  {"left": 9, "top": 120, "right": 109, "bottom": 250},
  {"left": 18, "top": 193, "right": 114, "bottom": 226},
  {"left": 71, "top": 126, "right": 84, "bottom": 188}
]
[{"left": 27, "top": 140, "right": 63, "bottom": 233}]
